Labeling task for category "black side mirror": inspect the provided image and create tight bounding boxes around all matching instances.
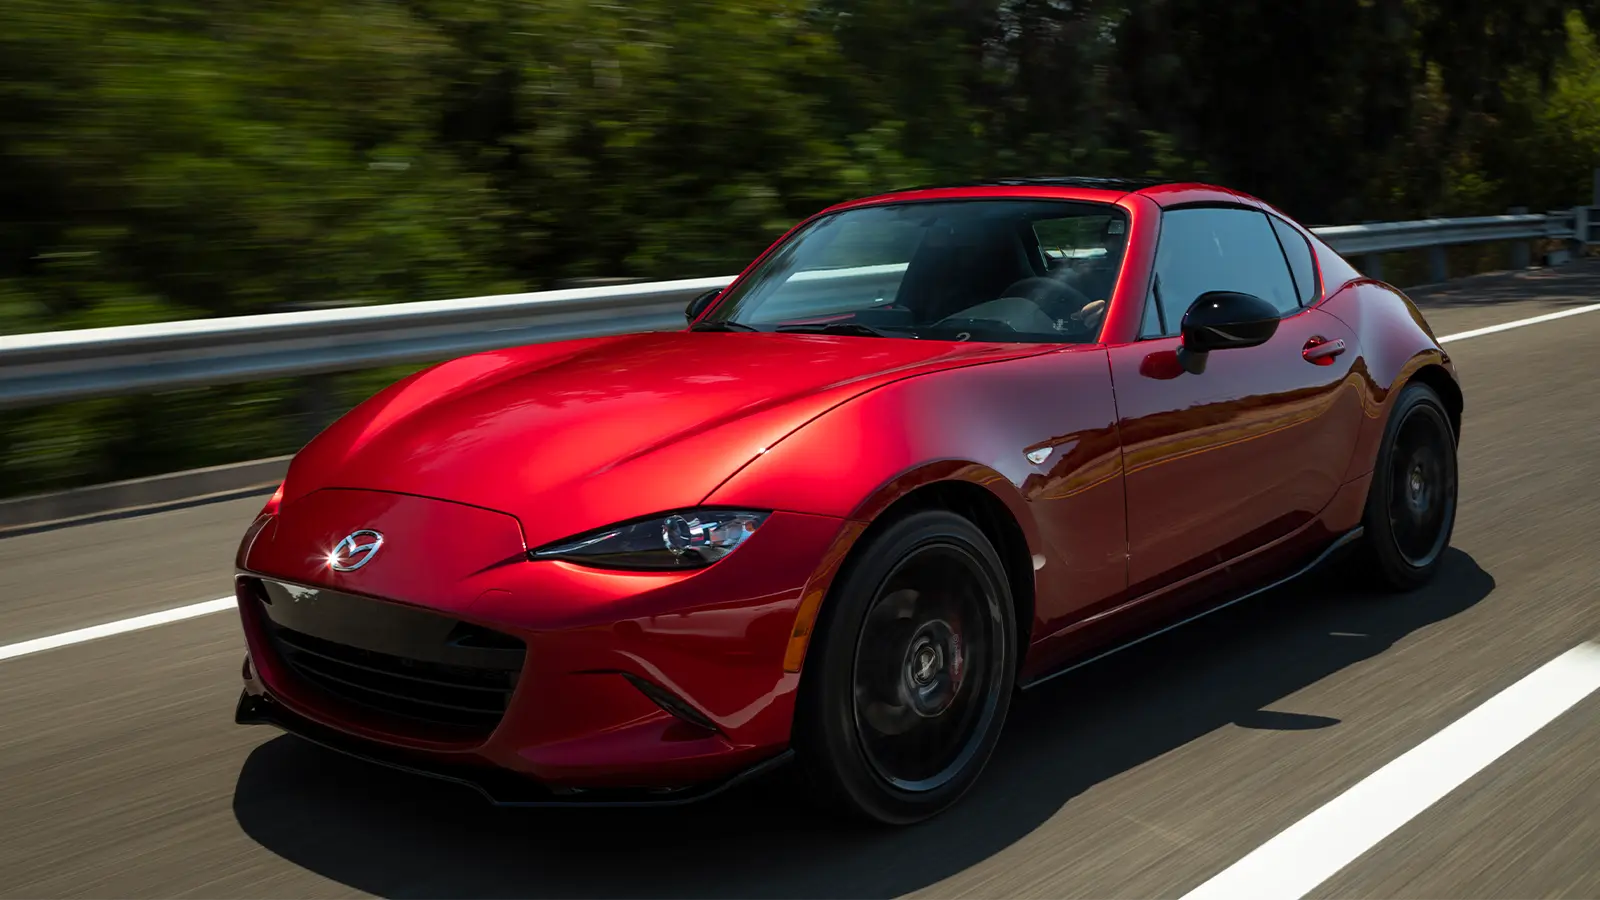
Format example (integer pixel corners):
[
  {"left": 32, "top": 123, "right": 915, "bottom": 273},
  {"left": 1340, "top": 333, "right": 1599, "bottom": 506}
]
[
  {"left": 685, "top": 289, "right": 721, "bottom": 323},
  {"left": 1175, "top": 291, "right": 1281, "bottom": 374}
]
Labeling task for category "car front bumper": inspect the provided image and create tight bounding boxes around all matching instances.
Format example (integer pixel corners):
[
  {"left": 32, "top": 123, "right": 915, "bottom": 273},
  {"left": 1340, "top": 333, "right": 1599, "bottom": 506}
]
[{"left": 233, "top": 490, "right": 858, "bottom": 797}]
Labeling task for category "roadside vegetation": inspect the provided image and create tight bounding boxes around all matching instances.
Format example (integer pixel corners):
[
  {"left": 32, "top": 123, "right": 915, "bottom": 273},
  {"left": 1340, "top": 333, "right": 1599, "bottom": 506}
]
[{"left": 5, "top": 0, "right": 1600, "bottom": 496}]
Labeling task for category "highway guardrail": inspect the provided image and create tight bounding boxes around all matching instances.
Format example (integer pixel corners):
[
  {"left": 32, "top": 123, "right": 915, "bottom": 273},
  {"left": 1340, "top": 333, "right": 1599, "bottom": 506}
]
[{"left": 1, "top": 206, "right": 1591, "bottom": 411}]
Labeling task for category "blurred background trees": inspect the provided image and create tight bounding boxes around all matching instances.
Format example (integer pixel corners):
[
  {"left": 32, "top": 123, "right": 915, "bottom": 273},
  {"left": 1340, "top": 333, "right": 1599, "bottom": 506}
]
[{"left": 6, "top": 0, "right": 1600, "bottom": 495}]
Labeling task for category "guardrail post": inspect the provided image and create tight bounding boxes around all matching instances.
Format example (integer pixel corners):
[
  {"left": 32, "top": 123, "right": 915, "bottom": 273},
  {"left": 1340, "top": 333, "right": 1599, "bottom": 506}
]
[
  {"left": 1546, "top": 208, "right": 1575, "bottom": 265},
  {"left": 291, "top": 374, "right": 338, "bottom": 448},
  {"left": 1509, "top": 206, "right": 1531, "bottom": 269},
  {"left": 279, "top": 299, "right": 346, "bottom": 447},
  {"left": 1427, "top": 246, "right": 1448, "bottom": 283},
  {"left": 1360, "top": 221, "right": 1384, "bottom": 280}
]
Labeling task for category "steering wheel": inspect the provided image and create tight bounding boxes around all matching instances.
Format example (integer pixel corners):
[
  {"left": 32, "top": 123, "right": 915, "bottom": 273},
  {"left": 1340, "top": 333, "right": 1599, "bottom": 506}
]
[
  {"left": 992, "top": 277, "right": 1105, "bottom": 335},
  {"left": 996, "top": 277, "right": 1094, "bottom": 317}
]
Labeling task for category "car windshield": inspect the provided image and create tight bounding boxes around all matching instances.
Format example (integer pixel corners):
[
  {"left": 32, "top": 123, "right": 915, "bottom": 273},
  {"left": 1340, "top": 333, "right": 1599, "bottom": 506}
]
[{"left": 698, "top": 199, "right": 1128, "bottom": 343}]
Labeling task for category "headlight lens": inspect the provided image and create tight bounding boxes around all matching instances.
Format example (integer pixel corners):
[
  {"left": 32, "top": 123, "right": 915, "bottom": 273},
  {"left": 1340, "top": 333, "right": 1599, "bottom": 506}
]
[{"left": 530, "top": 509, "right": 769, "bottom": 569}]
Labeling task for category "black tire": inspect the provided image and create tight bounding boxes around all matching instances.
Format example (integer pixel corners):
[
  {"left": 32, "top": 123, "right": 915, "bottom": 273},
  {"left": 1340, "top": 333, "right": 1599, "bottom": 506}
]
[
  {"left": 1355, "top": 381, "right": 1459, "bottom": 591},
  {"left": 793, "top": 509, "right": 1017, "bottom": 825}
]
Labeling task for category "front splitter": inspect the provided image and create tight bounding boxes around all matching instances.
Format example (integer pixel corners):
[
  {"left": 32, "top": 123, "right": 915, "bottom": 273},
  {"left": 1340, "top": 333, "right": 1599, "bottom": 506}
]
[{"left": 235, "top": 690, "right": 795, "bottom": 808}]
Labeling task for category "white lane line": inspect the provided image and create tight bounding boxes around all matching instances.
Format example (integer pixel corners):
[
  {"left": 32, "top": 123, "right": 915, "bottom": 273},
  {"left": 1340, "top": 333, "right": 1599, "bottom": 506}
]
[
  {"left": 3, "top": 300, "right": 1598, "bottom": 663},
  {"left": 1437, "top": 301, "right": 1600, "bottom": 342},
  {"left": 0, "top": 597, "right": 236, "bottom": 662},
  {"left": 1178, "top": 641, "right": 1600, "bottom": 900}
]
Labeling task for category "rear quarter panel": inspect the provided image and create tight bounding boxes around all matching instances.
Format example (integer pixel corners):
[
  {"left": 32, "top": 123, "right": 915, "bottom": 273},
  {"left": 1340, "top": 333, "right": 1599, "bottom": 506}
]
[{"left": 1317, "top": 280, "right": 1457, "bottom": 481}]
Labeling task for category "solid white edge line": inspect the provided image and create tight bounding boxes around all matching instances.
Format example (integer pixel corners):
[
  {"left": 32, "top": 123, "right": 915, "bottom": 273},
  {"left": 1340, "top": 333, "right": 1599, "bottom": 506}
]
[
  {"left": 1178, "top": 641, "right": 1600, "bottom": 900},
  {"left": 4, "top": 299, "right": 1600, "bottom": 663},
  {"left": 1437, "top": 301, "right": 1600, "bottom": 342},
  {"left": 0, "top": 596, "right": 237, "bottom": 662}
]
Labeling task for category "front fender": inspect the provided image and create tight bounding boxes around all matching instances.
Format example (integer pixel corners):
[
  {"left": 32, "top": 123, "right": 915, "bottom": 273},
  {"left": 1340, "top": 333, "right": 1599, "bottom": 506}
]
[{"left": 702, "top": 347, "right": 1128, "bottom": 663}]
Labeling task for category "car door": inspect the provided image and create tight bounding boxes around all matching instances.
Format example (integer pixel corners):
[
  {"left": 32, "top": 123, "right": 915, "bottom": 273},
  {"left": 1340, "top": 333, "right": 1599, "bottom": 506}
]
[{"left": 1107, "top": 204, "right": 1364, "bottom": 599}]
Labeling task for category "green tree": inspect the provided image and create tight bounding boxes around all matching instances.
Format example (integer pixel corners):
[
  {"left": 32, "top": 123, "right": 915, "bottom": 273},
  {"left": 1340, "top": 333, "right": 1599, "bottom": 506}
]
[{"left": 7, "top": 0, "right": 1600, "bottom": 497}]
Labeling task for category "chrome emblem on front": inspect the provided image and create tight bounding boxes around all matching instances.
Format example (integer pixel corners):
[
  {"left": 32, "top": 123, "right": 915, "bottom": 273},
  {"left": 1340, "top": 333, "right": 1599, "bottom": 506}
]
[{"left": 329, "top": 529, "right": 384, "bottom": 572}]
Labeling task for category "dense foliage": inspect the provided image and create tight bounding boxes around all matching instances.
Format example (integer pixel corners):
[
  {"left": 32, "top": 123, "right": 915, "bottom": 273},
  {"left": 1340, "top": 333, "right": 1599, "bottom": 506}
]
[{"left": 6, "top": 0, "right": 1600, "bottom": 496}]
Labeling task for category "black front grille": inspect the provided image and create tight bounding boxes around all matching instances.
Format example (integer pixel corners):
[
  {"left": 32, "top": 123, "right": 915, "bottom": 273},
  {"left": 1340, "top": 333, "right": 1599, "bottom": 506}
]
[
  {"left": 269, "top": 625, "right": 521, "bottom": 731},
  {"left": 249, "top": 579, "right": 525, "bottom": 738}
]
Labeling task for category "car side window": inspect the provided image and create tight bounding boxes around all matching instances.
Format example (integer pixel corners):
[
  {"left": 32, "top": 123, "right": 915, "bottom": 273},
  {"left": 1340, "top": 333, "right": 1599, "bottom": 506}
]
[
  {"left": 1268, "top": 214, "right": 1319, "bottom": 305},
  {"left": 1141, "top": 207, "right": 1301, "bottom": 338}
]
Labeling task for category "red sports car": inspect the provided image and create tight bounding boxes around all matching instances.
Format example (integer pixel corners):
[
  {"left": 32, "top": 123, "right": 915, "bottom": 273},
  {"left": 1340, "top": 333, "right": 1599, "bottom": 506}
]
[{"left": 233, "top": 177, "right": 1461, "bottom": 824}]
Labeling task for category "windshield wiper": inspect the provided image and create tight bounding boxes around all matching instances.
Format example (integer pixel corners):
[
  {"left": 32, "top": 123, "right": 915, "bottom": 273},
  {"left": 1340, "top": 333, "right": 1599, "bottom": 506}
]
[
  {"left": 689, "top": 320, "right": 759, "bottom": 332},
  {"left": 774, "top": 321, "right": 897, "bottom": 338}
]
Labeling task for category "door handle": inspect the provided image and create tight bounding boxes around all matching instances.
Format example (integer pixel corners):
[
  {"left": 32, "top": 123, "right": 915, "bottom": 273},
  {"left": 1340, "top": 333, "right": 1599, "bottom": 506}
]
[{"left": 1302, "top": 337, "right": 1346, "bottom": 365}]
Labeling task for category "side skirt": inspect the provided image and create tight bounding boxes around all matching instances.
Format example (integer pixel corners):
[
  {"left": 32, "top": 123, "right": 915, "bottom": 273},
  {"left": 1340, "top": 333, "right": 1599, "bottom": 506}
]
[{"left": 1018, "top": 525, "right": 1365, "bottom": 691}]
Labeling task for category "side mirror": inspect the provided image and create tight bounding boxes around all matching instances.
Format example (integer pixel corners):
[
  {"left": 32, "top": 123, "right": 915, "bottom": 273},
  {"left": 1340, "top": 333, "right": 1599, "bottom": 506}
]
[
  {"left": 685, "top": 289, "right": 721, "bottom": 323},
  {"left": 1175, "top": 291, "right": 1281, "bottom": 374}
]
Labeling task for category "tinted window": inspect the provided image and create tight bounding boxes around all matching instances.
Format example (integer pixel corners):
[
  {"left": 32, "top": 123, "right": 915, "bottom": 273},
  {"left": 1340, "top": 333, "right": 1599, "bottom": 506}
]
[
  {"left": 1142, "top": 207, "right": 1300, "bottom": 338},
  {"left": 1269, "top": 214, "right": 1319, "bottom": 305}
]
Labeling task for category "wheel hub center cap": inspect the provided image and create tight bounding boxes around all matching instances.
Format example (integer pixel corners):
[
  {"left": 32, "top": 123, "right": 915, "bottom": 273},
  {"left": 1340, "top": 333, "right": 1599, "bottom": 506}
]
[
  {"left": 1407, "top": 462, "right": 1430, "bottom": 509},
  {"left": 899, "top": 619, "right": 962, "bottom": 717}
]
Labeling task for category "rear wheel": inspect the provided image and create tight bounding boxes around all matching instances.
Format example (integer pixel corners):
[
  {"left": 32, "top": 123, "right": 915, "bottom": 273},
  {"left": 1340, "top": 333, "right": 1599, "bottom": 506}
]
[
  {"left": 794, "top": 510, "right": 1016, "bottom": 825},
  {"left": 1356, "top": 381, "right": 1458, "bottom": 591}
]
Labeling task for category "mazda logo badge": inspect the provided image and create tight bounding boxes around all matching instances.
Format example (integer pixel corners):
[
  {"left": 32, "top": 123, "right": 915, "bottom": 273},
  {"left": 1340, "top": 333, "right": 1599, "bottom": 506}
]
[{"left": 329, "top": 529, "right": 384, "bottom": 572}]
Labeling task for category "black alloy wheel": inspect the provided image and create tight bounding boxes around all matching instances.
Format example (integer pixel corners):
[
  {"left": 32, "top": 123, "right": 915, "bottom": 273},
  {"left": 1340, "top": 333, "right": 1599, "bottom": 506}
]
[
  {"left": 1358, "top": 381, "right": 1459, "bottom": 591},
  {"left": 795, "top": 509, "right": 1017, "bottom": 824}
]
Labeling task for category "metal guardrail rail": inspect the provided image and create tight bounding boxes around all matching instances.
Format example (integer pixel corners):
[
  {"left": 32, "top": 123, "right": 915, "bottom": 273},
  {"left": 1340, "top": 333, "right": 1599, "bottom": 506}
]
[
  {"left": 0, "top": 276, "right": 730, "bottom": 410},
  {"left": 1314, "top": 211, "right": 1574, "bottom": 255},
  {"left": 1, "top": 207, "right": 1593, "bottom": 412}
]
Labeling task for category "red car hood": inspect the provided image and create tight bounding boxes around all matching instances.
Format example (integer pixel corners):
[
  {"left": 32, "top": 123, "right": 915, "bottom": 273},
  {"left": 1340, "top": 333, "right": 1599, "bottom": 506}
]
[{"left": 282, "top": 330, "right": 1038, "bottom": 548}]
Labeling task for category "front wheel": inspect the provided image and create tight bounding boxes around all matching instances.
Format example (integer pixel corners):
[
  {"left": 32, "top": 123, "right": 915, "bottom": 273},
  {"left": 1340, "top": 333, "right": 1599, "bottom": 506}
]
[
  {"left": 1356, "top": 380, "right": 1459, "bottom": 591},
  {"left": 794, "top": 510, "right": 1017, "bottom": 825}
]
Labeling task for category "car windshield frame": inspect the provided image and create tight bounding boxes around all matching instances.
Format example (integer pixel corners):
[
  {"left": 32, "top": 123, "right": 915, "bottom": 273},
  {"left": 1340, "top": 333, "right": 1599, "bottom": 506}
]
[{"left": 696, "top": 198, "right": 1130, "bottom": 345}]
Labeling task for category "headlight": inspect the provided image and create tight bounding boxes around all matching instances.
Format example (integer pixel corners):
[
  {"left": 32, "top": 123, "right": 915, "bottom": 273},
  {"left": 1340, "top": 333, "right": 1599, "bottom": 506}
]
[{"left": 530, "top": 509, "right": 769, "bottom": 570}]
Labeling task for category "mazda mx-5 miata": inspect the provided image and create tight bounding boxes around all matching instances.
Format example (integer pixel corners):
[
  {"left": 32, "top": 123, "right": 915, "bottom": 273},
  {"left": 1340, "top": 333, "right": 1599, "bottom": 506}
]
[{"left": 232, "top": 177, "right": 1461, "bottom": 824}]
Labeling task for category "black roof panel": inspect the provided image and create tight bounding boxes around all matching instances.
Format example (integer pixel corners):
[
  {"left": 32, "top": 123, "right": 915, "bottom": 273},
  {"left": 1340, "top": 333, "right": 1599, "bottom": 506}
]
[{"left": 884, "top": 176, "right": 1171, "bottom": 194}]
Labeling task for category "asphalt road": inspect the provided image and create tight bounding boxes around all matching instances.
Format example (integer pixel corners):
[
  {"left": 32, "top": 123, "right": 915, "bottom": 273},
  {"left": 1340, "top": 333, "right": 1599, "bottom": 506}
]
[{"left": 2, "top": 263, "right": 1599, "bottom": 899}]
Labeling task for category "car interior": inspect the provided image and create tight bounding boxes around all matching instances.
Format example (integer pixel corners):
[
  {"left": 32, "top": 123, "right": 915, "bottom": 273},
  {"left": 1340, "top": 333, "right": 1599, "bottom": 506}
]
[{"left": 740, "top": 205, "right": 1126, "bottom": 342}]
